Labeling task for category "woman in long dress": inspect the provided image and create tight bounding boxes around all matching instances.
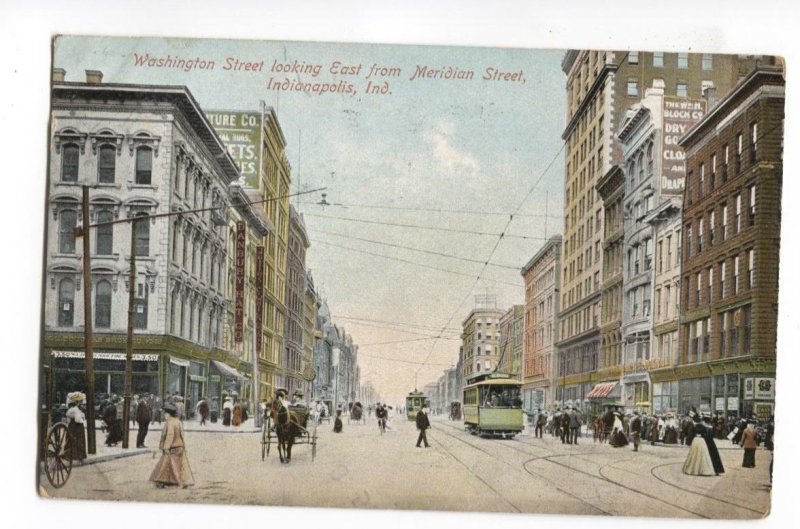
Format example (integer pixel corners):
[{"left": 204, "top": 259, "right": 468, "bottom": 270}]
[
  {"left": 682, "top": 419, "right": 715, "bottom": 476},
  {"left": 741, "top": 421, "right": 758, "bottom": 468},
  {"left": 65, "top": 392, "right": 87, "bottom": 462},
  {"left": 150, "top": 403, "right": 194, "bottom": 488},
  {"left": 701, "top": 416, "right": 725, "bottom": 475},
  {"left": 222, "top": 397, "right": 233, "bottom": 426}
]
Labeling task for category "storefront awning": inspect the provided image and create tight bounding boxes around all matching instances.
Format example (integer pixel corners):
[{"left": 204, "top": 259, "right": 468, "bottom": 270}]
[
  {"left": 211, "top": 360, "right": 246, "bottom": 380},
  {"left": 587, "top": 382, "right": 618, "bottom": 399}
]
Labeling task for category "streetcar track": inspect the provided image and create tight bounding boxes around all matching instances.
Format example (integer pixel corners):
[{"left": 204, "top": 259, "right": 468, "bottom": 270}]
[
  {"left": 432, "top": 423, "right": 608, "bottom": 515},
  {"left": 432, "top": 420, "right": 744, "bottom": 518}
]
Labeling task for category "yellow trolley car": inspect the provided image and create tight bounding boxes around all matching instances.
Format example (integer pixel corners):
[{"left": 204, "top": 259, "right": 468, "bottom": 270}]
[
  {"left": 463, "top": 373, "right": 523, "bottom": 438},
  {"left": 405, "top": 390, "right": 427, "bottom": 421}
]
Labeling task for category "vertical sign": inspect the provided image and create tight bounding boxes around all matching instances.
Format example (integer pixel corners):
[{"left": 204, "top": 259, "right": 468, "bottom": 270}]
[
  {"left": 255, "top": 246, "right": 265, "bottom": 356},
  {"left": 661, "top": 96, "right": 707, "bottom": 195},
  {"left": 205, "top": 111, "right": 261, "bottom": 188},
  {"left": 234, "top": 221, "right": 246, "bottom": 343}
]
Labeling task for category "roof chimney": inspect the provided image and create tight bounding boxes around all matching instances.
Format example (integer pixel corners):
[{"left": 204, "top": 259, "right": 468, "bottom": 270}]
[
  {"left": 85, "top": 70, "right": 103, "bottom": 84},
  {"left": 52, "top": 68, "right": 66, "bottom": 83},
  {"left": 703, "top": 85, "right": 718, "bottom": 110}
]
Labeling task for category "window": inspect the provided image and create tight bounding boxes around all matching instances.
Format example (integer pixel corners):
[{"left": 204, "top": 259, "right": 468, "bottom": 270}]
[
  {"left": 698, "top": 217, "right": 704, "bottom": 253},
  {"left": 135, "top": 283, "right": 148, "bottom": 329},
  {"left": 699, "top": 163, "right": 705, "bottom": 197},
  {"left": 627, "top": 79, "right": 639, "bottom": 97},
  {"left": 722, "top": 203, "right": 728, "bottom": 240},
  {"left": 736, "top": 133, "right": 743, "bottom": 173},
  {"left": 710, "top": 153, "right": 717, "bottom": 190},
  {"left": 734, "top": 256, "right": 740, "bottom": 295},
  {"left": 750, "top": 122, "right": 758, "bottom": 164},
  {"left": 676, "top": 83, "right": 688, "bottom": 98},
  {"left": 61, "top": 144, "right": 80, "bottom": 182},
  {"left": 643, "top": 287, "right": 651, "bottom": 317},
  {"left": 59, "top": 210, "right": 77, "bottom": 254},
  {"left": 678, "top": 53, "right": 689, "bottom": 69},
  {"left": 686, "top": 224, "right": 692, "bottom": 258},
  {"left": 749, "top": 184, "right": 756, "bottom": 226},
  {"left": 702, "top": 54, "right": 713, "bottom": 70},
  {"left": 97, "top": 145, "right": 116, "bottom": 183},
  {"left": 57, "top": 278, "right": 75, "bottom": 327},
  {"left": 723, "top": 144, "right": 729, "bottom": 180},
  {"left": 629, "top": 51, "right": 639, "bottom": 64},
  {"left": 135, "top": 215, "right": 150, "bottom": 257},
  {"left": 748, "top": 249, "right": 755, "bottom": 289},
  {"left": 666, "top": 235, "right": 673, "bottom": 270},
  {"left": 720, "top": 261, "right": 727, "bottom": 299},
  {"left": 735, "top": 194, "right": 742, "bottom": 234},
  {"left": 709, "top": 210, "right": 715, "bottom": 245},
  {"left": 708, "top": 267, "right": 714, "bottom": 303},
  {"left": 644, "top": 238, "right": 653, "bottom": 270},
  {"left": 720, "top": 312, "right": 728, "bottom": 358},
  {"left": 135, "top": 147, "right": 153, "bottom": 185},
  {"left": 95, "top": 279, "right": 112, "bottom": 328},
  {"left": 696, "top": 272, "right": 702, "bottom": 306},
  {"left": 96, "top": 210, "right": 114, "bottom": 255},
  {"left": 657, "top": 240, "right": 664, "bottom": 273},
  {"left": 653, "top": 52, "right": 664, "bottom": 67}
]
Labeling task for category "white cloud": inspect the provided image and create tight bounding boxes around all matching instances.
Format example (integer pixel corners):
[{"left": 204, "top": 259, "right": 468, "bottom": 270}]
[{"left": 425, "top": 120, "right": 480, "bottom": 176}]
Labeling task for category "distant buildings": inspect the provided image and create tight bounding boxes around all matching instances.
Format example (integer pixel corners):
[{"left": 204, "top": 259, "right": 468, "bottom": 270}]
[{"left": 460, "top": 306, "right": 504, "bottom": 384}]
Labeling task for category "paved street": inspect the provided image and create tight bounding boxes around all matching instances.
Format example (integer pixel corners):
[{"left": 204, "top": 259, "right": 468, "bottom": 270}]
[{"left": 41, "top": 414, "right": 771, "bottom": 518}]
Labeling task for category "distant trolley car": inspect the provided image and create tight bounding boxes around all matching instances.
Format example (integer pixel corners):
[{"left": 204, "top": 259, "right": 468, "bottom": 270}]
[
  {"left": 405, "top": 390, "right": 427, "bottom": 421},
  {"left": 463, "top": 373, "right": 524, "bottom": 438}
]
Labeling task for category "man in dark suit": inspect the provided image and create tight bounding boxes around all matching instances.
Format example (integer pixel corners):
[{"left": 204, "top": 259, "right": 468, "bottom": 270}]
[
  {"left": 630, "top": 411, "right": 642, "bottom": 452},
  {"left": 561, "top": 407, "right": 572, "bottom": 444},
  {"left": 136, "top": 393, "right": 152, "bottom": 448},
  {"left": 415, "top": 406, "right": 431, "bottom": 448},
  {"left": 535, "top": 409, "right": 546, "bottom": 438}
]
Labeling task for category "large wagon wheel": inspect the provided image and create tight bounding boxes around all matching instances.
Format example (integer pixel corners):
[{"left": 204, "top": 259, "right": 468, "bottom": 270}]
[
  {"left": 44, "top": 423, "right": 72, "bottom": 488},
  {"left": 262, "top": 416, "right": 273, "bottom": 460},
  {"left": 311, "top": 420, "right": 318, "bottom": 462}
]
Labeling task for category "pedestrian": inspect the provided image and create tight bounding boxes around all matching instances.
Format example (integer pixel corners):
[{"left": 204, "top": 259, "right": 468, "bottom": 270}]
[
  {"left": 569, "top": 408, "right": 581, "bottom": 444},
  {"left": 682, "top": 412, "right": 715, "bottom": 476},
  {"left": 740, "top": 420, "right": 758, "bottom": 468},
  {"left": 333, "top": 409, "right": 343, "bottom": 433},
  {"left": 136, "top": 393, "right": 151, "bottom": 448},
  {"left": 152, "top": 395, "right": 163, "bottom": 424},
  {"left": 150, "top": 402, "right": 194, "bottom": 489},
  {"left": 630, "top": 411, "right": 642, "bottom": 452},
  {"left": 561, "top": 407, "right": 571, "bottom": 444},
  {"left": 197, "top": 397, "right": 209, "bottom": 426},
  {"left": 535, "top": 409, "right": 545, "bottom": 439},
  {"left": 376, "top": 402, "right": 388, "bottom": 434},
  {"left": 232, "top": 402, "right": 242, "bottom": 427},
  {"left": 222, "top": 397, "right": 233, "bottom": 426},
  {"left": 103, "top": 395, "right": 123, "bottom": 446},
  {"left": 65, "top": 392, "right": 87, "bottom": 462},
  {"left": 416, "top": 405, "right": 431, "bottom": 448},
  {"left": 701, "top": 415, "right": 725, "bottom": 475},
  {"left": 130, "top": 395, "right": 139, "bottom": 428},
  {"left": 173, "top": 395, "right": 185, "bottom": 421}
]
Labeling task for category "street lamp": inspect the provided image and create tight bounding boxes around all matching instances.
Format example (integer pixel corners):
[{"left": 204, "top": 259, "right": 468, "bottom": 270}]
[{"left": 332, "top": 346, "right": 340, "bottom": 411}]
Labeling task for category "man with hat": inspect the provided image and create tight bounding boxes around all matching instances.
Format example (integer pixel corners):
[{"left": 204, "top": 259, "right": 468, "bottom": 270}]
[
  {"left": 291, "top": 389, "right": 307, "bottom": 408},
  {"left": 630, "top": 411, "right": 642, "bottom": 452},
  {"left": 415, "top": 404, "right": 431, "bottom": 448},
  {"left": 136, "top": 393, "right": 152, "bottom": 448}
]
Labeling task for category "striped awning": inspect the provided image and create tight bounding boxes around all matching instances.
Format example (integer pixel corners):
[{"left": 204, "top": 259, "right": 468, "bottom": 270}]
[{"left": 587, "top": 382, "right": 618, "bottom": 399}]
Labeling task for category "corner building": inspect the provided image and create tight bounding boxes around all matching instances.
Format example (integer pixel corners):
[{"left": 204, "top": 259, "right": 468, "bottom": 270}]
[
  {"left": 677, "top": 66, "right": 783, "bottom": 419},
  {"left": 559, "top": 50, "right": 769, "bottom": 410}
]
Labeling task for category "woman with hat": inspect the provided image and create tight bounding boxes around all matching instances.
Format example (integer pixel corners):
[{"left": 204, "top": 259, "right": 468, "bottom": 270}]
[
  {"left": 65, "top": 392, "right": 87, "bottom": 462},
  {"left": 682, "top": 413, "right": 715, "bottom": 476},
  {"left": 740, "top": 420, "right": 758, "bottom": 468},
  {"left": 150, "top": 402, "right": 194, "bottom": 489},
  {"left": 222, "top": 397, "right": 233, "bottom": 426}
]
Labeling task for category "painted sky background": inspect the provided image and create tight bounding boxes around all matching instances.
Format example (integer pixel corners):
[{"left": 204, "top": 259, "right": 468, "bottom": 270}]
[{"left": 53, "top": 36, "right": 566, "bottom": 404}]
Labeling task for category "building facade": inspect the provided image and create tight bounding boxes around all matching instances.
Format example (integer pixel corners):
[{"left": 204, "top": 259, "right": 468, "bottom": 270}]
[
  {"left": 285, "top": 205, "right": 310, "bottom": 395},
  {"left": 499, "top": 305, "right": 524, "bottom": 378},
  {"left": 676, "top": 66, "right": 783, "bottom": 419},
  {"left": 461, "top": 307, "right": 504, "bottom": 383},
  {"left": 521, "top": 236, "right": 561, "bottom": 412}
]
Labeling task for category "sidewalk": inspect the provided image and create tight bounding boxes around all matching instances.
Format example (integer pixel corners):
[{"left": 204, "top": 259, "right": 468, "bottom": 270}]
[{"left": 93, "top": 417, "right": 262, "bottom": 434}]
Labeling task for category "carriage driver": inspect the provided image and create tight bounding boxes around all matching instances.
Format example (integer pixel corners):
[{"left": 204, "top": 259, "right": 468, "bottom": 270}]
[{"left": 291, "top": 389, "right": 307, "bottom": 408}]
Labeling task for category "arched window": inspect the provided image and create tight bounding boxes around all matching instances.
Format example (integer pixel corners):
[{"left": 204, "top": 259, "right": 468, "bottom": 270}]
[
  {"left": 96, "top": 210, "right": 114, "bottom": 255},
  {"left": 95, "top": 279, "right": 112, "bottom": 328},
  {"left": 135, "top": 214, "right": 150, "bottom": 257},
  {"left": 135, "top": 283, "right": 148, "bottom": 330},
  {"left": 135, "top": 147, "right": 153, "bottom": 185},
  {"left": 637, "top": 152, "right": 644, "bottom": 182},
  {"left": 59, "top": 210, "right": 78, "bottom": 253},
  {"left": 61, "top": 144, "right": 79, "bottom": 182},
  {"left": 646, "top": 143, "right": 654, "bottom": 178},
  {"left": 170, "top": 288, "right": 177, "bottom": 334},
  {"left": 97, "top": 144, "right": 116, "bottom": 183},
  {"left": 58, "top": 278, "right": 75, "bottom": 327}
]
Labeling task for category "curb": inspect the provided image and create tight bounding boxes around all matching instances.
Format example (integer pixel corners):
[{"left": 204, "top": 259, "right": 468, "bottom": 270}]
[{"left": 81, "top": 448, "right": 151, "bottom": 466}]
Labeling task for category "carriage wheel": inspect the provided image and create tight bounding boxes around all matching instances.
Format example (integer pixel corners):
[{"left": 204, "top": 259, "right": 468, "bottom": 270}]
[
  {"left": 44, "top": 423, "right": 72, "bottom": 488},
  {"left": 310, "top": 421, "right": 318, "bottom": 462},
  {"left": 265, "top": 416, "right": 273, "bottom": 458}
]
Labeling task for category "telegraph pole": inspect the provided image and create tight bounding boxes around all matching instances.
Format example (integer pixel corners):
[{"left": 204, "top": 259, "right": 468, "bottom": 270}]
[
  {"left": 122, "top": 217, "right": 137, "bottom": 449},
  {"left": 79, "top": 185, "right": 97, "bottom": 454}
]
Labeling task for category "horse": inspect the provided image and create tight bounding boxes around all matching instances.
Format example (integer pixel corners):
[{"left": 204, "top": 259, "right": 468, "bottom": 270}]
[{"left": 268, "top": 399, "right": 308, "bottom": 464}]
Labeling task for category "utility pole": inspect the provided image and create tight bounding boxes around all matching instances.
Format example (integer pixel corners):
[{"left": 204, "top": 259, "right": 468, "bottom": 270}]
[
  {"left": 79, "top": 185, "right": 97, "bottom": 454},
  {"left": 122, "top": 217, "right": 137, "bottom": 449}
]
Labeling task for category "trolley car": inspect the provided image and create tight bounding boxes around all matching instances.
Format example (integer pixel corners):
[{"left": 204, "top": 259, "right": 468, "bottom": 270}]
[
  {"left": 405, "top": 390, "right": 427, "bottom": 421},
  {"left": 463, "top": 373, "right": 523, "bottom": 438}
]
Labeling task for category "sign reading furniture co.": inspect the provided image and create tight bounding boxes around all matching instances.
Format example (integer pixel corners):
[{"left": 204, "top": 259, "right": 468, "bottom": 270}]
[
  {"left": 661, "top": 97, "right": 707, "bottom": 195},
  {"left": 205, "top": 111, "right": 261, "bottom": 187}
]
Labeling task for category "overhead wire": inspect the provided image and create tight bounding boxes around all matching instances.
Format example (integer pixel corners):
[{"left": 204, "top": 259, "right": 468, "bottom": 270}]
[{"left": 300, "top": 200, "right": 562, "bottom": 219}]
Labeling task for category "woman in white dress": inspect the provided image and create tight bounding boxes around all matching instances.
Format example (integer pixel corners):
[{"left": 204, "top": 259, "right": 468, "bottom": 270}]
[{"left": 682, "top": 416, "right": 715, "bottom": 476}]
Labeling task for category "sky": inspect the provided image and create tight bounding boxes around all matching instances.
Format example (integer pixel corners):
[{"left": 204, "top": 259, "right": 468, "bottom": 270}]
[{"left": 53, "top": 36, "right": 567, "bottom": 404}]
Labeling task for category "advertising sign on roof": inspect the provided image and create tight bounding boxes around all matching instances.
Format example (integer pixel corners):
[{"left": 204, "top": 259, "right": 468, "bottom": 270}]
[{"left": 661, "top": 96, "right": 707, "bottom": 195}]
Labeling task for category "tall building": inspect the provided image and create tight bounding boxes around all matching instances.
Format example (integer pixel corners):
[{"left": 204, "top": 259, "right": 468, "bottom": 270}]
[
  {"left": 558, "top": 50, "right": 770, "bottom": 409},
  {"left": 303, "top": 270, "right": 321, "bottom": 399},
  {"left": 499, "top": 305, "right": 524, "bottom": 378},
  {"left": 285, "top": 205, "right": 310, "bottom": 395},
  {"left": 45, "top": 70, "right": 250, "bottom": 409},
  {"left": 461, "top": 305, "right": 504, "bottom": 383},
  {"left": 676, "top": 66, "right": 783, "bottom": 419},
  {"left": 521, "top": 236, "right": 561, "bottom": 412}
]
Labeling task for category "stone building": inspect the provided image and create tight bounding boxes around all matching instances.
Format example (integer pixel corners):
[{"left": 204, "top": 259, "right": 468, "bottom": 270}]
[
  {"left": 676, "top": 66, "right": 783, "bottom": 418},
  {"left": 499, "top": 305, "right": 524, "bottom": 379},
  {"left": 461, "top": 306, "right": 504, "bottom": 383},
  {"left": 520, "top": 236, "right": 561, "bottom": 412},
  {"left": 284, "top": 205, "right": 310, "bottom": 396}
]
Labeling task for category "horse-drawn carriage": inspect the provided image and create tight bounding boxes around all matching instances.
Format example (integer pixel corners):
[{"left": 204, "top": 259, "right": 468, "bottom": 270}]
[
  {"left": 261, "top": 394, "right": 317, "bottom": 463},
  {"left": 349, "top": 401, "right": 365, "bottom": 424}
]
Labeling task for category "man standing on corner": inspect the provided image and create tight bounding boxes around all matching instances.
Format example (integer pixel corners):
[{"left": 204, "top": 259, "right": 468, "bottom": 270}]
[
  {"left": 630, "top": 411, "right": 642, "bottom": 452},
  {"left": 569, "top": 407, "right": 582, "bottom": 444},
  {"left": 416, "top": 405, "right": 431, "bottom": 448}
]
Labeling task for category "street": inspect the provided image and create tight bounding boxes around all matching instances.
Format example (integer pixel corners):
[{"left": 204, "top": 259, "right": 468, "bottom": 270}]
[{"left": 41, "top": 414, "right": 772, "bottom": 518}]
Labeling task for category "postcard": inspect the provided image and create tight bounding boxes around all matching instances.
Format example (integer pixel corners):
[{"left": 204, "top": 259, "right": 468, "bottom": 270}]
[{"left": 36, "top": 33, "right": 782, "bottom": 521}]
